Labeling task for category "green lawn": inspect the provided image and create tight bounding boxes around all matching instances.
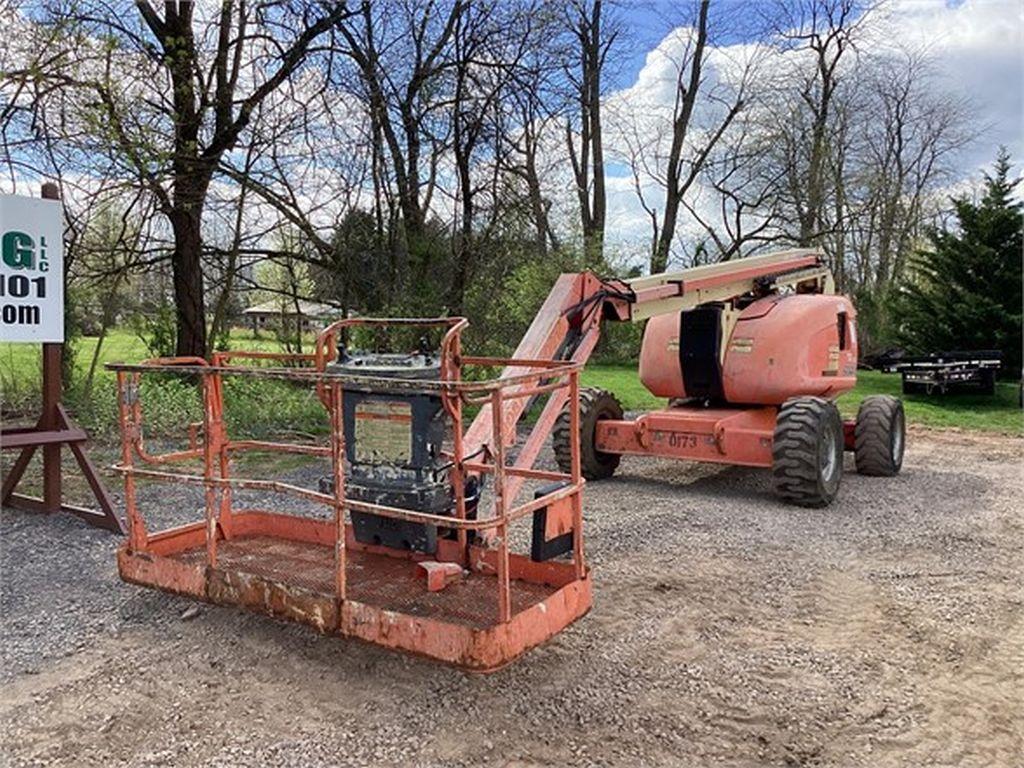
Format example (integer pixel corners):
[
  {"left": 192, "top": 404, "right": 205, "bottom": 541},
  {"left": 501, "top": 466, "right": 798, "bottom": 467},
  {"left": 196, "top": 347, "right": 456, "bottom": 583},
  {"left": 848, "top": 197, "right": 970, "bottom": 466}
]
[
  {"left": 0, "top": 327, "right": 307, "bottom": 377},
  {"left": 1, "top": 329, "right": 327, "bottom": 440},
  {"left": 3, "top": 332, "right": 1021, "bottom": 438},
  {"left": 583, "top": 365, "right": 1023, "bottom": 435}
]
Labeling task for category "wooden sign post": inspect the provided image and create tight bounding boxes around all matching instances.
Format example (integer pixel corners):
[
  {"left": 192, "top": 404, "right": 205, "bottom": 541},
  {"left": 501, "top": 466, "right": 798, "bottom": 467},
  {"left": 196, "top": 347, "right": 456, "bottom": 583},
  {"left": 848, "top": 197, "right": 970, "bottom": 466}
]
[{"left": 1, "top": 184, "right": 124, "bottom": 533}]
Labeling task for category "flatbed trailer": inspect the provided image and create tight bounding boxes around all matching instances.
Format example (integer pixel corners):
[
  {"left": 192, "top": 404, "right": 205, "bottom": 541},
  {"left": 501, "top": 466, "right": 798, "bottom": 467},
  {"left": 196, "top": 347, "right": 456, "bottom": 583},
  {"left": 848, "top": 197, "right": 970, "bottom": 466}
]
[{"left": 891, "top": 351, "right": 1002, "bottom": 396}]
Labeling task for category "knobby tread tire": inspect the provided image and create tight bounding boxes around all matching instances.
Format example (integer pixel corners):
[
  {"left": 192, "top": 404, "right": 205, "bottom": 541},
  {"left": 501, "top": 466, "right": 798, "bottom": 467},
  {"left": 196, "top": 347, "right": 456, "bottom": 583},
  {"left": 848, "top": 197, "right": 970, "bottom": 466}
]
[
  {"left": 772, "top": 396, "right": 843, "bottom": 508},
  {"left": 553, "top": 387, "right": 623, "bottom": 480},
  {"left": 855, "top": 395, "right": 905, "bottom": 477}
]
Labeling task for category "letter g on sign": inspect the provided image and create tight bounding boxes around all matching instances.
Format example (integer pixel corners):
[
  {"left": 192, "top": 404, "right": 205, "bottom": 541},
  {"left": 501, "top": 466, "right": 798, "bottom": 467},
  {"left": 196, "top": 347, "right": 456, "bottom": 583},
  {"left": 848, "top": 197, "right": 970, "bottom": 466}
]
[{"left": 2, "top": 231, "right": 35, "bottom": 270}]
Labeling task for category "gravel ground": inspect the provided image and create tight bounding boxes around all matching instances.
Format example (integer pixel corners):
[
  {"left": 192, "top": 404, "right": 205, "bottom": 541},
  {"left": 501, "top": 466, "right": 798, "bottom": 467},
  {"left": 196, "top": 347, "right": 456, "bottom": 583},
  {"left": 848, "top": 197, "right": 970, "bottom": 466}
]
[{"left": 1, "top": 427, "right": 1022, "bottom": 767}]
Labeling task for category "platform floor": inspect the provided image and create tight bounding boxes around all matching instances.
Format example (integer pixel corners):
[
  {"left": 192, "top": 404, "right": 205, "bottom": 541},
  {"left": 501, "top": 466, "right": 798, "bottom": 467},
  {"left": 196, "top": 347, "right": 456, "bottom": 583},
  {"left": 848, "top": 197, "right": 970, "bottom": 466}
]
[{"left": 175, "top": 535, "right": 555, "bottom": 629}]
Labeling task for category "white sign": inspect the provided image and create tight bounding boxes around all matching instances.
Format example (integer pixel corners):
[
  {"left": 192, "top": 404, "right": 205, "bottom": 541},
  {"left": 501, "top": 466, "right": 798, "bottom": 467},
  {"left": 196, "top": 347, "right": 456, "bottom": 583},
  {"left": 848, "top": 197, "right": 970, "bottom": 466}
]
[{"left": 0, "top": 194, "right": 64, "bottom": 343}]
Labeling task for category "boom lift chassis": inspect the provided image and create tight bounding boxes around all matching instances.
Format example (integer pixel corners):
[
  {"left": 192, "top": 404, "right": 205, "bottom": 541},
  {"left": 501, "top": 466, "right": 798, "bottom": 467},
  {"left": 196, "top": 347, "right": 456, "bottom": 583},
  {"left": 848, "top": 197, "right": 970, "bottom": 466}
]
[{"left": 587, "top": 254, "right": 843, "bottom": 471}]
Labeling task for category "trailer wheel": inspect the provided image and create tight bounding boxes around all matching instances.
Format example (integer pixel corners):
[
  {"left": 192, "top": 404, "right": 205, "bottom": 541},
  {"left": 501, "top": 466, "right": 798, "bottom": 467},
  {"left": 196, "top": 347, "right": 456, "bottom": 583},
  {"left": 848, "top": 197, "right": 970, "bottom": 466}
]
[
  {"left": 854, "top": 395, "right": 905, "bottom": 477},
  {"left": 553, "top": 387, "right": 623, "bottom": 480},
  {"left": 772, "top": 397, "right": 844, "bottom": 507},
  {"left": 902, "top": 379, "right": 926, "bottom": 395},
  {"left": 980, "top": 369, "right": 996, "bottom": 396}
]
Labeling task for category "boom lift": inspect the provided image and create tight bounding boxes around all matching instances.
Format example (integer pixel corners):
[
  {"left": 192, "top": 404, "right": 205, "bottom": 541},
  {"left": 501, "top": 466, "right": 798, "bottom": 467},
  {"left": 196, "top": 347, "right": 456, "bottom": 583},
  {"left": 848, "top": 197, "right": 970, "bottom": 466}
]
[
  {"left": 471, "top": 248, "right": 904, "bottom": 508},
  {"left": 108, "top": 248, "right": 903, "bottom": 670}
]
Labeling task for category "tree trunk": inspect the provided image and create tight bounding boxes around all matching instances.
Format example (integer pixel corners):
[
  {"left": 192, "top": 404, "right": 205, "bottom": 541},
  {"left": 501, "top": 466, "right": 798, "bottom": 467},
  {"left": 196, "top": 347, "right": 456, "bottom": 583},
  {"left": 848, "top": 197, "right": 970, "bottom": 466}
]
[
  {"left": 799, "top": 122, "right": 827, "bottom": 246},
  {"left": 583, "top": 0, "right": 606, "bottom": 267},
  {"left": 399, "top": 106, "right": 425, "bottom": 244},
  {"left": 84, "top": 275, "right": 123, "bottom": 397},
  {"left": 447, "top": 143, "right": 474, "bottom": 314},
  {"left": 649, "top": 0, "right": 710, "bottom": 275},
  {"left": 832, "top": 191, "right": 846, "bottom": 293},
  {"left": 524, "top": 135, "right": 549, "bottom": 256},
  {"left": 170, "top": 204, "right": 207, "bottom": 358},
  {"left": 208, "top": 254, "right": 237, "bottom": 350},
  {"left": 652, "top": 198, "right": 680, "bottom": 274}
]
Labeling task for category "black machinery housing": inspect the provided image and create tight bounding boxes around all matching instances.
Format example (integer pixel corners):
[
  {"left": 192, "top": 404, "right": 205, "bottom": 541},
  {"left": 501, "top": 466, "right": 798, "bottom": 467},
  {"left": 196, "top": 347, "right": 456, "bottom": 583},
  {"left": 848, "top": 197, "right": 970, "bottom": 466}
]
[{"left": 323, "top": 347, "right": 472, "bottom": 554}]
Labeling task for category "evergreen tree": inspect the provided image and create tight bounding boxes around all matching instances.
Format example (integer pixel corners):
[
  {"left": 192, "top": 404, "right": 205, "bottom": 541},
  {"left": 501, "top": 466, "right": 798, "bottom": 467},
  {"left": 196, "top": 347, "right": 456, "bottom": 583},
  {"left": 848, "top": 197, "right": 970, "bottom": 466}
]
[{"left": 898, "top": 149, "right": 1023, "bottom": 375}]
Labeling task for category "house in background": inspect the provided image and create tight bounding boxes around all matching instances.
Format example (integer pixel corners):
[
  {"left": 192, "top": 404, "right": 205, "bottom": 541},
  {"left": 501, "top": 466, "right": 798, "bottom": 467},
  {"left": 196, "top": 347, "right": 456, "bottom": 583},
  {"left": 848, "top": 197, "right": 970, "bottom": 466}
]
[{"left": 241, "top": 300, "right": 347, "bottom": 334}]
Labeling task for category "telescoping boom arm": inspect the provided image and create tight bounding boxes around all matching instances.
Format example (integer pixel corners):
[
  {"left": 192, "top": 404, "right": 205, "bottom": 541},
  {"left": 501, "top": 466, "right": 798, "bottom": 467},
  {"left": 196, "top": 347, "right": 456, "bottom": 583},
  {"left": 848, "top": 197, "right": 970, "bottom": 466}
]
[
  {"left": 463, "top": 249, "right": 833, "bottom": 463},
  {"left": 619, "top": 249, "right": 833, "bottom": 321}
]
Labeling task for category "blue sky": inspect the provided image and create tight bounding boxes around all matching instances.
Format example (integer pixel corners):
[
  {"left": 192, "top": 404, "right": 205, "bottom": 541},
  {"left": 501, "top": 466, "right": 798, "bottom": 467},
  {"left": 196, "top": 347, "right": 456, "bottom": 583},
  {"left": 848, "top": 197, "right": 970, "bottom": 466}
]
[
  {"left": 608, "top": 0, "right": 775, "bottom": 88},
  {"left": 592, "top": 0, "right": 1023, "bottom": 257},
  {"left": 605, "top": 0, "right": 1021, "bottom": 175}
]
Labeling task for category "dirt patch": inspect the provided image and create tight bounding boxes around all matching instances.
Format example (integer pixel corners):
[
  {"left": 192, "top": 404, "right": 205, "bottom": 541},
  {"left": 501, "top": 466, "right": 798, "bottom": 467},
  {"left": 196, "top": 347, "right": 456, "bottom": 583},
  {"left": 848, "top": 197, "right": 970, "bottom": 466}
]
[{"left": 2, "top": 430, "right": 1022, "bottom": 767}]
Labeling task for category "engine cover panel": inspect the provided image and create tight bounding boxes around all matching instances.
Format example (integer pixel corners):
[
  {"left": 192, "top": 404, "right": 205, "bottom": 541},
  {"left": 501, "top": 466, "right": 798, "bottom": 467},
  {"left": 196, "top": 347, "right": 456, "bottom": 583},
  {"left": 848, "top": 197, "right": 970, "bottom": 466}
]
[
  {"left": 722, "top": 294, "right": 857, "bottom": 404},
  {"left": 639, "top": 294, "right": 857, "bottom": 405}
]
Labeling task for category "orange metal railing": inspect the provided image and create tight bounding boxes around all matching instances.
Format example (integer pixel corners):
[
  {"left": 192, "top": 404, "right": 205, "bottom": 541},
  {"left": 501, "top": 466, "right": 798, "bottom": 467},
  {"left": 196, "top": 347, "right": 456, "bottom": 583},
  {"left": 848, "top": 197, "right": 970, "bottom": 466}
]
[{"left": 106, "top": 318, "right": 585, "bottom": 627}]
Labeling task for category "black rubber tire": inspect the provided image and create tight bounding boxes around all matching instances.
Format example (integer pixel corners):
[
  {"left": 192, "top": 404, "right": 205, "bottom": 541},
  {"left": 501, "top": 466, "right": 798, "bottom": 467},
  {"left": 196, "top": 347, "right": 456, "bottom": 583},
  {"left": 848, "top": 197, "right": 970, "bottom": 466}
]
[
  {"left": 553, "top": 387, "right": 623, "bottom": 480},
  {"left": 980, "top": 370, "right": 996, "bottom": 396},
  {"left": 772, "top": 397, "right": 844, "bottom": 507},
  {"left": 902, "top": 380, "right": 926, "bottom": 395},
  {"left": 854, "top": 395, "right": 905, "bottom": 477}
]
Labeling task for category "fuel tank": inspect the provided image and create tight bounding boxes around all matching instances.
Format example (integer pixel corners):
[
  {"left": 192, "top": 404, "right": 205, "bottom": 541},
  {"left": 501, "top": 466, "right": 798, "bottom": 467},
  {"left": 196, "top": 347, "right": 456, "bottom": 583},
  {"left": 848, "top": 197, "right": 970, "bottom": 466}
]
[{"left": 639, "top": 294, "right": 858, "bottom": 405}]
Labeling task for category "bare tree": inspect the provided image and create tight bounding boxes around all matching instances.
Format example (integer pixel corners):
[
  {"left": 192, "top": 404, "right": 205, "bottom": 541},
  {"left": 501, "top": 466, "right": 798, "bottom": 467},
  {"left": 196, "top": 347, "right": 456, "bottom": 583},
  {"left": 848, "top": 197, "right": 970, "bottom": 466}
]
[
  {"left": 446, "top": 3, "right": 533, "bottom": 314},
  {"left": 856, "top": 49, "right": 970, "bottom": 292},
  {"left": 563, "top": 0, "right": 619, "bottom": 266},
  {"left": 335, "top": 1, "right": 465, "bottom": 256},
  {"left": 611, "top": 1, "right": 756, "bottom": 272},
  {"left": 5, "top": 1, "right": 355, "bottom": 356},
  {"left": 656, "top": 0, "right": 749, "bottom": 272},
  {"left": 843, "top": 48, "right": 971, "bottom": 349},
  {"left": 498, "top": 25, "right": 566, "bottom": 257},
  {"left": 679, "top": 115, "right": 788, "bottom": 261},
  {"left": 738, "top": 16, "right": 970, "bottom": 349},
  {"left": 768, "top": 0, "right": 877, "bottom": 247}
]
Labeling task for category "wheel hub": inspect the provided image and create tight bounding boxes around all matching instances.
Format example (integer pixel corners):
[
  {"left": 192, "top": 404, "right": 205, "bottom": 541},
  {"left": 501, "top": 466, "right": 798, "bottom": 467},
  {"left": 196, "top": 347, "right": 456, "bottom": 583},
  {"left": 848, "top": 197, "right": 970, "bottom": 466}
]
[
  {"left": 892, "top": 411, "right": 905, "bottom": 463},
  {"left": 821, "top": 423, "right": 839, "bottom": 478}
]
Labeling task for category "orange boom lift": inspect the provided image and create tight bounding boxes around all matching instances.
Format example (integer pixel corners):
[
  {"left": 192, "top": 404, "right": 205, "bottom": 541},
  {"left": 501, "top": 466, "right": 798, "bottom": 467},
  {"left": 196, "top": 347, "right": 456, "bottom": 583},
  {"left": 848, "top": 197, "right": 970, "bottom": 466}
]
[{"left": 109, "top": 249, "right": 903, "bottom": 670}]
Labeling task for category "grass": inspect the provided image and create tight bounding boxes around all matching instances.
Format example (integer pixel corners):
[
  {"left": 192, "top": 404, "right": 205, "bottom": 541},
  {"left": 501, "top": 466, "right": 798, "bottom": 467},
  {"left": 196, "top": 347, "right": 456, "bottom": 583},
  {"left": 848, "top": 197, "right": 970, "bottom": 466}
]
[
  {"left": 0, "top": 326, "right": 309, "bottom": 378},
  {"left": 837, "top": 369, "right": 1022, "bottom": 434},
  {"left": 3, "top": 330, "right": 1021, "bottom": 440},
  {"left": 583, "top": 364, "right": 1023, "bottom": 436},
  {"left": 1, "top": 328, "right": 328, "bottom": 441}
]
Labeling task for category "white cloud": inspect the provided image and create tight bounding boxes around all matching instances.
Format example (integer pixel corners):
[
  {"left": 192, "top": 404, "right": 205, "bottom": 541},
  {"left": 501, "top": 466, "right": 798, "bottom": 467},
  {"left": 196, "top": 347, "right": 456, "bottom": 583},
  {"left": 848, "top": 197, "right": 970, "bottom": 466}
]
[
  {"left": 869, "top": 0, "right": 1023, "bottom": 171},
  {"left": 599, "top": 0, "right": 1024, "bottom": 267}
]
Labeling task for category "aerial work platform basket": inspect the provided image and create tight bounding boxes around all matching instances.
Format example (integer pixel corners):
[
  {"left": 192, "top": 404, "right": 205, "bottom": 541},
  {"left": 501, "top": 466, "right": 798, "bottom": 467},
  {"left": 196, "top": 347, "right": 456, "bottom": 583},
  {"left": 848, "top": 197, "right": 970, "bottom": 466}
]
[{"left": 108, "top": 318, "right": 590, "bottom": 671}]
